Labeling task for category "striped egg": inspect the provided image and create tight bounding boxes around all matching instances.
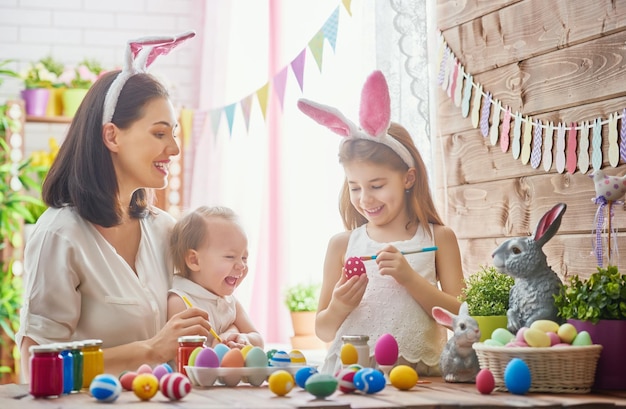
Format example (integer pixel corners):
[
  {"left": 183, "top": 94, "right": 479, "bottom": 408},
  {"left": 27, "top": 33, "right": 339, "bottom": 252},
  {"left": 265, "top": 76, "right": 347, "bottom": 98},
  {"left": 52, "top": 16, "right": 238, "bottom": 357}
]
[
  {"left": 90, "top": 374, "right": 122, "bottom": 402},
  {"left": 159, "top": 373, "right": 191, "bottom": 401},
  {"left": 335, "top": 368, "right": 357, "bottom": 393},
  {"left": 269, "top": 350, "right": 291, "bottom": 367},
  {"left": 289, "top": 349, "right": 307, "bottom": 365}
]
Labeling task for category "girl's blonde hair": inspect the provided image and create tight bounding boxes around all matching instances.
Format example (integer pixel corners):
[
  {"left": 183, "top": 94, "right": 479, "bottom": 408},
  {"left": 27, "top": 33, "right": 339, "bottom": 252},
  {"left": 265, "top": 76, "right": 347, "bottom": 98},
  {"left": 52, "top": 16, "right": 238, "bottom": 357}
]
[
  {"left": 170, "top": 206, "right": 239, "bottom": 277},
  {"left": 338, "top": 122, "right": 443, "bottom": 234}
]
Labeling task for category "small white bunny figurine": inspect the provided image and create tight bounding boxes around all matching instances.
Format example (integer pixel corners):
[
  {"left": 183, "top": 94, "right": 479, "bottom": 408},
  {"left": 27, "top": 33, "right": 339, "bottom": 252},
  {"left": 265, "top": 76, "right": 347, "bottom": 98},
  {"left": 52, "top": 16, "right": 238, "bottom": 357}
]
[
  {"left": 432, "top": 302, "right": 481, "bottom": 383},
  {"left": 492, "top": 203, "right": 566, "bottom": 333}
]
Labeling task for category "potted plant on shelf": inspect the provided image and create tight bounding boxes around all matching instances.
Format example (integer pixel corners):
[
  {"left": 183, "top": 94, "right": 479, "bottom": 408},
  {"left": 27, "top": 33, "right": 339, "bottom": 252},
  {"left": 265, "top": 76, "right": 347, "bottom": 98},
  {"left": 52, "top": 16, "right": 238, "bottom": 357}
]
[
  {"left": 458, "top": 265, "right": 514, "bottom": 342},
  {"left": 554, "top": 265, "right": 626, "bottom": 390},
  {"left": 19, "top": 61, "right": 57, "bottom": 117},
  {"left": 284, "top": 282, "right": 326, "bottom": 350},
  {"left": 38, "top": 56, "right": 65, "bottom": 117},
  {"left": 59, "top": 58, "right": 104, "bottom": 117}
]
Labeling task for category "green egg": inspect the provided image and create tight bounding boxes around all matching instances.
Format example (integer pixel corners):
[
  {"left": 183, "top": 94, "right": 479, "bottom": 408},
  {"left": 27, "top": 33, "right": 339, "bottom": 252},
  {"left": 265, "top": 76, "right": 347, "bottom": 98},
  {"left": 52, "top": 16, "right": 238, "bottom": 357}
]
[
  {"left": 188, "top": 346, "right": 204, "bottom": 367},
  {"left": 491, "top": 328, "right": 515, "bottom": 345},
  {"left": 304, "top": 373, "right": 338, "bottom": 398},
  {"left": 572, "top": 330, "right": 593, "bottom": 346},
  {"left": 484, "top": 338, "right": 504, "bottom": 347}
]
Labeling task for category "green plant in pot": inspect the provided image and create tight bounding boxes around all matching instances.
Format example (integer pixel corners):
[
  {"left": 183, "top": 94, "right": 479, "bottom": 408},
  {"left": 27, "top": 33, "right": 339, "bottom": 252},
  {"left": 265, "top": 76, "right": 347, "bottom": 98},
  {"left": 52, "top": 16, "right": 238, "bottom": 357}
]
[
  {"left": 459, "top": 265, "right": 514, "bottom": 342},
  {"left": 284, "top": 282, "right": 325, "bottom": 349},
  {"left": 554, "top": 265, "right": 626, "bottom": 390}
]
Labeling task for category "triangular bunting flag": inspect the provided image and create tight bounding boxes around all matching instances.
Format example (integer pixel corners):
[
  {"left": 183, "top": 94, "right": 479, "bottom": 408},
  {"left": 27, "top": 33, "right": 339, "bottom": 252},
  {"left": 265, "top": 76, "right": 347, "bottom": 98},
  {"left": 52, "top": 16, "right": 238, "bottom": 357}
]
[
  {"left": 322, "top": 7, "right": 339, "bottom": 52},
  {"left": 309, "top": 30, "right": 325, "bottom": 72},
  {"left": 256, "top": 83, "right": 270, "bottom": 120},
  {"left": 224, "top": 103, "right": 236, "bottom": 137},
  {"left": 291, "top": 49, "right": 306, "bottom": 91},
  {"left": 179, "top": 108, "right": 193, "bottom": 149},
  {"left": 273, "top": 66, "right": 289, "bottom": 111},
  {"left": 240, "top": 94, "right": 254, "bottom": 132},
  {"left": 209, "top": 109, "right": 222, "bottom": 140},
  {"left": 342, "top": 0, "right": 352, "bottom": 16}
]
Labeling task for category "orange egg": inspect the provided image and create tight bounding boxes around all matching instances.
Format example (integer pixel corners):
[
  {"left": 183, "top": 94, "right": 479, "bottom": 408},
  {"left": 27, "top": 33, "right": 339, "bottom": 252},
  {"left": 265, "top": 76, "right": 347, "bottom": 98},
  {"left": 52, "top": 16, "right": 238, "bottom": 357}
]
[{"left": 220, "top": 348, "right": 245, "bottom": 367}]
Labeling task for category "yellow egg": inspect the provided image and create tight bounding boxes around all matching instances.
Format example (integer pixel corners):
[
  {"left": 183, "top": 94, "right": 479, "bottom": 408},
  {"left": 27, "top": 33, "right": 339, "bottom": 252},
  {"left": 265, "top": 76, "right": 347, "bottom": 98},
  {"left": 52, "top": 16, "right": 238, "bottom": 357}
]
[
  {"left": 340, "top": 343, "right": 358, "bottom": 365},
  {"left": 530, "top": 319, "right": 559, "bottom": 334},
  {"left": 557, "top": 323, "right": 578, "bottom": 344},
  {"left": 240, "top": 344, "right": 253, "bottom": 359},
  {"left": 289, "top": 349, "right": 307, "bottom": 365},
  {"left": 268, "top": 370, "right": 294, "bottom": 396},
  {"left": 523, "top": 328, "right": 551, "bottom": 347},
  {"left": 389, "top": 365, "right": 418, "bottom": 390}
]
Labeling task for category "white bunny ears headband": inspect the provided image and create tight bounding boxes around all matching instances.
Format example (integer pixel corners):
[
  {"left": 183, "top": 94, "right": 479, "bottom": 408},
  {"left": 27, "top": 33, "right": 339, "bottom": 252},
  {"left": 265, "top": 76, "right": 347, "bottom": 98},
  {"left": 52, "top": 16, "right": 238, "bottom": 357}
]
[
  {"left": 102, "top": 30, "right": 196, "bottom": 125},
  {"left": 297, "top": 70, "right": 415, "bottom": 168}
]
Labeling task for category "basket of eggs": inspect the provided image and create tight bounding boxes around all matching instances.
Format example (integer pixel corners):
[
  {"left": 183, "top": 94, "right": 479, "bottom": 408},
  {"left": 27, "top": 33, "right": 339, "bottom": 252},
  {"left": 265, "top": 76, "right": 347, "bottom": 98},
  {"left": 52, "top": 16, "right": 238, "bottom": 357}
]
[{"left": 472, "top": 320, "right": 602, "bottom": 394}]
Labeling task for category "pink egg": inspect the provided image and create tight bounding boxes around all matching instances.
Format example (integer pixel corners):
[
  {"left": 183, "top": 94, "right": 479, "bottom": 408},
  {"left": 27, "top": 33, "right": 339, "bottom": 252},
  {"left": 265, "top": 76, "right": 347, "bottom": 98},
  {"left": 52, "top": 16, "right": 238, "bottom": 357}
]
[
  {"left": 515, "top": 327, "right": 528, "bottom": 342},
  {"left": 195, "top": 347, "right": 220, "bottom": 368},
  {"left": 344, "top": 257, "right": 366, "bottom": 278},
  {"left": 552, "top": 343, "right": 571, "bottom": 347},
  {"left": 505, "top": 340, "right": 529, "bottom": 347},
  {"left": 137, "top": 363, "right": 153, "bottom": 374},
  {"left": 547, "top": 331, "right": 560, "bottom": 346},
  {"left": 120, "top": 371, "right": 138, "bottom": 391},
  {"left": 476, "top": 368, "right": 495, "bottom": 394},
  {"left": 374, "top": 333, "right": 398, "bottom": 366}
]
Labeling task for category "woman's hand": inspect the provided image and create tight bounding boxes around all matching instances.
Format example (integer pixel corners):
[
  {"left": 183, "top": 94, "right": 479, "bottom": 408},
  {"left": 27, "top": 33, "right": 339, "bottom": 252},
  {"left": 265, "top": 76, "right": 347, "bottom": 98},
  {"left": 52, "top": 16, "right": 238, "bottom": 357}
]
[{"left": 375, "top": 245, "right": 415, "bottom": 285}]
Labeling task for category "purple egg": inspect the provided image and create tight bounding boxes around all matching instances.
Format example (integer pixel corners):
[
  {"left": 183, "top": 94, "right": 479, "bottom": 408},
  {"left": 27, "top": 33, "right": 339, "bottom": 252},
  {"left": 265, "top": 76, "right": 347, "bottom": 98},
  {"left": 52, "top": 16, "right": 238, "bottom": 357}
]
[
  {"left": 195, "top": 347, "right": 220, "bottom": 368},
  {"left": 152, "top": 363, "right": 173, "bottom": 380}
]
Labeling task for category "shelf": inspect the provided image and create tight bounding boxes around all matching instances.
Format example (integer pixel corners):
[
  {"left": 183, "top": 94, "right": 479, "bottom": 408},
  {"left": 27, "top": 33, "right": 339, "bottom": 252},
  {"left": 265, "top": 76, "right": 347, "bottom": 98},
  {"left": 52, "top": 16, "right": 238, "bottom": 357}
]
[{"left": 26, "top": 115, "right": 72, "bottom": 124}]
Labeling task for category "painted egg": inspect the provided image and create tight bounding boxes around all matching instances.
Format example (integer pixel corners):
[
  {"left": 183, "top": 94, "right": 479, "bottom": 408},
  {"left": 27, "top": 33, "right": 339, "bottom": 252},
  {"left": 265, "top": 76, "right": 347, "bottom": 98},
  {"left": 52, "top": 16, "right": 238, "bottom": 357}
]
[
  {"left": 213, "top": 343, "right": 230, "bottom": 364},
  {"left": 335, "top": 368, "right": 357, "bottom": 393},
  {"left": 132, "top": 373, "right": 159, "bottom": 401},
  {"left": 340, "top": 343, "right": 358, "bottom": 365},
  {"left": 90, "top": 374, "right": 122, "bottom": 402},
  {"left": 268, "top": 369, "right": 294, "bottom": 396},
  {"left": 195, "top": 347, "right": 220, "bottom": 368},
  {"left": 269, "top": 350, "right": 291, "bottom": 367},
  {"left": 152, "top": 363, "right": 172, "bottom": 380},
  {"left": 159, "top": 373, "right": 191, "bottom": 401},
  {"left": 547, "top": 331, "right": 560, "bottom": 346},
  {"left": 515, "top": 327, "right": 528, "bottom": 342},
  {"left": 188, "top": 346, "right": 204, "bottom": 366},
  {"left": 220, "top": 348, "right": 245, "bottom": 367},
  {"left": 305, "top": 373, "right": 338, "bottom": 398},
  {"left": 523, "top": 328, "right": 551, "bottom": 347},
  {"left": 136, "top": 363, "right": 153, "bottom": 374},
  {"left": 346, "top": 364, "right": 363, "bottom": 372},
  {"left": 344, "top": 256, "right": 366, "bottom": 278},
  {"left": 295, "top": 366, "right": 318, "bottom": 388},
  {"left": 353, "top": 368, "right": 386, "bottom": 394},
  {"left": 504, "top": 358, "right": 531, "bottom": 395},
  {"left": 475, "top": 368, "right": 495, "bottom": 394},
  {"left": 119, "top": 371, "right": 137, "bottom": 391},
  {"left": 530, "top": 319, "right": 559, "bottom": 334},
  {"left": 484, "top": 338, "right": 504, "bottom": 347},
  {"left": 557, "top": 323, "right": 578, "bottom": 344},
  {"left": 389, "top": 365, "right": 417, "bottom": 390},
  {"left": 374, "top": 333, "right": 398, "bottom": 365},
  {"left": 266, "top": 348, "right": 278, "bottom": 362},
  {"left": 491, "top": 328, "right": 515, "bottom": 345},
  {"left": 572, "top": 330, "right": 593, "bottom": 346},
  {"left": 240, "top": 344, "right": 253, "bottom": 359},
  {"left": 245, "top": 346, "right": 268, "bottom": 367},
  {"left": 289, "top": 349, "right": 307, "bottom": 365}
]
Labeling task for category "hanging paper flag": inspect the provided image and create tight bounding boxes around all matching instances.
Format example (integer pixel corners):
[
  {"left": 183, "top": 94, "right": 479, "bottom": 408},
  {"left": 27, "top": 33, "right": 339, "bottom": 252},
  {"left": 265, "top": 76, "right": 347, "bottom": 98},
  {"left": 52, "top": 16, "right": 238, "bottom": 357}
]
[
  {"left": 437, "top": 46, "right": 448, "bottom": 87},
  {"left": 479, "top": 91, "right": 491, "bottom": 137},
  {"left": 566, "top": 122, "right": 578, "bottom": 174},
  {"left": 273, "top": 66, "right": 289, "bottom": 111},
  {"left": 512, "top": 113, "right": 522, "bottom": 160},
  {"left": 501, "top": 107, "right": 511, "bottom": 152},
  {"left": 224, "top": 103, "right": 236, "bottom": 137},
  {"left": 520, "top": 116, "right": 532, "bottom": 165},
  {"left": 179, "top": 108, "right": 194, "bottom": 149},
  {"left": 290, "top": 49, "right": 306, "bottom": 91},
  {"left": 442, "top": 49, "right": 452, "bottom": 92},
  {"left": 448, "top": 59, "right": 458, "bottom": 98},
  {"left": 309, "top": 30, "right": 325, "bottom": 72},
  {"left": 489, "top": 98, "right": 500, "bottom": 146},
  {"left": 322, "top": 7, "right": 340, "bottom": 51},
  {"left": 555, "top": 122, "right": 566, "bottom": 173},
  {"left": 543, "top": 122, "right": 554, "bottom": 172},
  {"left": 240, "top": 94, "right": 254, "bottom": 132},
  {"left": 471, "top": 84, "right": 482, "bottom": 128},
  {"left": 530, "top": 119, "right": 542, "bottom": 169},
  {"left": 342, "top": 0, "right": 352, "bottom": 16},
  {"left": 256, "top": 83, "right": 270, "bottom": 120},
  {"left": 461, "top": 73, "right": 472, "bottom": 118},
  {"left": 209, "top": 109, "right": 222, "bottom": 139},
  {"left": 592, "top": 118, "right": 603, "bottom": 171},
  {"left": 453, "top": 65, "right": 463, "bottom": 107},
  {"left": 608, "top": 113, "right": 619, "bottom": 167},
  {"left": 578, "top": 121, "right": 590, "bottom": 174}
]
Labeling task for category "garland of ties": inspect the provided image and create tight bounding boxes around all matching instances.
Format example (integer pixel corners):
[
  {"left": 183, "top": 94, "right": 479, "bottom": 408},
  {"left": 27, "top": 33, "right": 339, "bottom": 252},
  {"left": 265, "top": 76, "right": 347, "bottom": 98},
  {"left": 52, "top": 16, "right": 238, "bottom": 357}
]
[{"left": 436, "top": 32, "right": 625, "bottom": 268}]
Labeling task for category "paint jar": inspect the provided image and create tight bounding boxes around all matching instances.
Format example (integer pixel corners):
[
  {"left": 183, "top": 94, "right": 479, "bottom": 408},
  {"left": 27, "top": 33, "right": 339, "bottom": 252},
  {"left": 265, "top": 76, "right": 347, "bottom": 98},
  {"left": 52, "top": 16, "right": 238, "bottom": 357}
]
[
  {"left": 58, "top": 343, "right": 74, "bottom": 394},
  {"left": 29, "top": 344, "right": 63, "bottom": 398},
  {"left": 82, "top": 339, "right": 104, "bottom": 388},
  {"left": 341, "top": 335, "right": 371, "bottom": 368},
  {"left": 69, "top": 341, "right": 84, "bottom": 392},
  {"left": 177, "top": 335, "right": 207, "bottom": 375}
]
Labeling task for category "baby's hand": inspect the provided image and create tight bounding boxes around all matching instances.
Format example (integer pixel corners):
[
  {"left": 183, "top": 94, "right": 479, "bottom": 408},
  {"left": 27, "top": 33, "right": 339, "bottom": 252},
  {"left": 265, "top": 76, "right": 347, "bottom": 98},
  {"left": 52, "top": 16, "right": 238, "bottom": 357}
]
[{"left": 221, "top": 333, "right": 250, "bottom": 349}]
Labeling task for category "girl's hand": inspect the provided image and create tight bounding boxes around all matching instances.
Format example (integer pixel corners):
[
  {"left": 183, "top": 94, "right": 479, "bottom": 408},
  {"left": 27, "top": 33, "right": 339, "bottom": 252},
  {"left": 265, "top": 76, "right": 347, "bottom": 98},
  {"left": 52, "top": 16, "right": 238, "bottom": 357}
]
[
  {"left": 330, "top": 268, "right": 368, "bottom": 312},
  {"left": 148, "top": 307, "right": 213, "bottom": 363},
  {"left": 375, "top": 245, "right": 415, "bottom": 285}
]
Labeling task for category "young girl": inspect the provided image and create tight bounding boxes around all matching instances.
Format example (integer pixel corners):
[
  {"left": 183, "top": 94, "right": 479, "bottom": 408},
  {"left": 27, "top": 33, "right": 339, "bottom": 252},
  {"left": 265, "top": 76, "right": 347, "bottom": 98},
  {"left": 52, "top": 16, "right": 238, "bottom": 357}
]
[
  {"left": 297, "top": 71, "right": 465, "bottom": 375},
  {"left": 167, "top": 206, "right": 263, "bottom": 349}
]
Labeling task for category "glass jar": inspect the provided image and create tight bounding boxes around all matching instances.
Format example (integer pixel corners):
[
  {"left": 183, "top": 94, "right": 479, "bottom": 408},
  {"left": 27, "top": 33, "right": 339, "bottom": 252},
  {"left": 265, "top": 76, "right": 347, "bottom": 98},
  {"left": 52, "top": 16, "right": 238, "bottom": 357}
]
[
  {"left": 177, "top": 335, "right": 207, "bottom": 375},
  {"left": 341, "top": 335, "right": 370, "bottom": 368},
  {"left": 58, "top": 343, "right": 74, "bottom": 394},
  {"left": 82, "top": 339, "right": 104, "bottom": 389},
  {"left": 69, "top": 341, "right": 84, "bottom": 392},
  {"left": 29, "top": 344, "right": 63, "bottom": 398}
]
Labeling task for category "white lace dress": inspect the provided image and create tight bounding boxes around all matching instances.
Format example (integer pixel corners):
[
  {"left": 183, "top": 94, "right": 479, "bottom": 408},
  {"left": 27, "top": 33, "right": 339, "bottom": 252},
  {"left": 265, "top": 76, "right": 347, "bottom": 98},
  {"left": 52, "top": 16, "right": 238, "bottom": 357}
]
[{"left": 320, "top": 223, "right": 446, "bottom": 375}]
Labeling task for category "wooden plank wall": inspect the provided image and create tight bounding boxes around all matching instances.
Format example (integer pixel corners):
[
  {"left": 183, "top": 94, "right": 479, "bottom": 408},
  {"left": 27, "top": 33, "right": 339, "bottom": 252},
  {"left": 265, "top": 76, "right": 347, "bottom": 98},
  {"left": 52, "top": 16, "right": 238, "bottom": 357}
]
[{"left": 435, "top": 0, "right": 626, "bottom": 280}]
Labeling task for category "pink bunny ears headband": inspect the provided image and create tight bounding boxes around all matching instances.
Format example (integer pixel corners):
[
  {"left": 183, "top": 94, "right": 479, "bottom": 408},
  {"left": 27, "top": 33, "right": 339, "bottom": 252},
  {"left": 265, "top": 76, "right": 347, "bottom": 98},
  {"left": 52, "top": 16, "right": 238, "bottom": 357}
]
[
  {"left": 297, "top": 70, "right": 415, "bottom": 168},
  {"left": 102, "top": 30, "right": 196, "bottom": 125}
]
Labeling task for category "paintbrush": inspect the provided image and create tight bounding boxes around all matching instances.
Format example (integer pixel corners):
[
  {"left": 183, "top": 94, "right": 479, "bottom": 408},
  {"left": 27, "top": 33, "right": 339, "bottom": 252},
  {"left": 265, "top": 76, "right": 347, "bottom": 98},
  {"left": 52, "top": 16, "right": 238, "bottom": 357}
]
[
  {"left": 360, "top": 246, "right": 438, "bottom": 261},
  {"left": 181, "top": 295, "right": 223, "bottom": 343}
]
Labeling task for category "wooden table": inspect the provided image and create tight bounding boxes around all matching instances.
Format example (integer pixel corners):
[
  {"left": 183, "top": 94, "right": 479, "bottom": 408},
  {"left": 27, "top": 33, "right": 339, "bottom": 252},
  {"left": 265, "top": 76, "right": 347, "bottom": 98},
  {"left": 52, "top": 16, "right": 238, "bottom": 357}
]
[{"left": 1, "top": 377, "right": 625, "bottom": 408}]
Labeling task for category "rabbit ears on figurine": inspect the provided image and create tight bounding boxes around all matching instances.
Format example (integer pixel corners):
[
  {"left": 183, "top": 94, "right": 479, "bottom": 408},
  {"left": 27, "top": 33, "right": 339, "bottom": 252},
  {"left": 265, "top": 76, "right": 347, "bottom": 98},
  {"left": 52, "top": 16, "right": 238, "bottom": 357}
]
[
  {"left": 296, "top": 70, "right": 415, "bottom": 168},
  {"left": 432, "top": 302, "right": 470, "bottom": 329},
  {"left": 533, "top": 203, "right": 567, "bottom": 247},
  {"left": 102, "top": 30, "right": 196, "bottom": 125}
]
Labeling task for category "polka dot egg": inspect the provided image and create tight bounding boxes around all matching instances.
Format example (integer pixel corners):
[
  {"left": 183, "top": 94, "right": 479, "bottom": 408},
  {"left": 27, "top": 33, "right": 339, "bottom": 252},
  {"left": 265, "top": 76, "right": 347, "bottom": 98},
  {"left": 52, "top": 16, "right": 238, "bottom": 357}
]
[
  {"left": 353, "top": 368, "right": 386, "bottom": 394},
  {"left": 90, "top": 374, "right": 122, "bottom": 403},
  {"left": 344, "top": 256, "right": 366, "bottom": 278}
]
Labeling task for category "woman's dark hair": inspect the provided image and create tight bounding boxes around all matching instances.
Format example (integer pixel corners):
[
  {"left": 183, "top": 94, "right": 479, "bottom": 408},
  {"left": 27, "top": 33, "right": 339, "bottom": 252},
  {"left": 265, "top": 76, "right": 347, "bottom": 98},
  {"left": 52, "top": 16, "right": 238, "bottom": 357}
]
[{"left": 43, "top": 71, "right": 170, "bottom": 227}]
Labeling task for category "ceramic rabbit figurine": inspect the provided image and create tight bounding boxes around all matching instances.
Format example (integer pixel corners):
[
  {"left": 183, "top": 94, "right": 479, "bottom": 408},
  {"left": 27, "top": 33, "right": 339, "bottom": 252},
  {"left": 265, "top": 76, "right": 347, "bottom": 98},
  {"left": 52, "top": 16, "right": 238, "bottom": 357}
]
[
  {"left": 492, "top": 203, "right": 566, "bottom": 334},
  {"left": 432, "top": 302, "right": 481, "bottom": 383}
]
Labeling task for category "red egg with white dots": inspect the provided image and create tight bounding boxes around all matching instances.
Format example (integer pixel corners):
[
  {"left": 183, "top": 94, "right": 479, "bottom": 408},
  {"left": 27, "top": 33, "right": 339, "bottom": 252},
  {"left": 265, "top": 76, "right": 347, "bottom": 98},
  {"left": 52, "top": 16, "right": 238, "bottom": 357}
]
[
  {"left": 344, "top": 257, "right": 366, "bottom": 278},
  {"left": 476, "top": 368, "right": 495, "bottom": 394}
]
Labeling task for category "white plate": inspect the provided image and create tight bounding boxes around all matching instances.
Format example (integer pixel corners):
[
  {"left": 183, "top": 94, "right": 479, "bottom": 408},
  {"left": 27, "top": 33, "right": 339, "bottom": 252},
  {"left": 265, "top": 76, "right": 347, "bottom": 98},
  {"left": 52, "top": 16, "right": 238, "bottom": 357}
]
[{"left": 185, "top": 366, "right": 305, "bottom": 387}]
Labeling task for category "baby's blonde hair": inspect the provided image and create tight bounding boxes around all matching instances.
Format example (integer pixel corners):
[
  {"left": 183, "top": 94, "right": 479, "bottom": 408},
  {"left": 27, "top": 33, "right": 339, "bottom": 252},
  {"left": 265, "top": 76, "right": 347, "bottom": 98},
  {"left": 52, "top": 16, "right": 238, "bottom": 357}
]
[{"left": 170, "top": 206, "right": 239, "bottom": 278}]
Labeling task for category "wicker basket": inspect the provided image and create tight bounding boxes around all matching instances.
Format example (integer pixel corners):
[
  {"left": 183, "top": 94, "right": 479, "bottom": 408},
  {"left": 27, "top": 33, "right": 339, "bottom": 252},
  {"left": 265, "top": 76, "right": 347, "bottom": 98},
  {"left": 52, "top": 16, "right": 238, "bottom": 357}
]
[{"left": 473, "top": 343, "right": 602, "bottom": 393}]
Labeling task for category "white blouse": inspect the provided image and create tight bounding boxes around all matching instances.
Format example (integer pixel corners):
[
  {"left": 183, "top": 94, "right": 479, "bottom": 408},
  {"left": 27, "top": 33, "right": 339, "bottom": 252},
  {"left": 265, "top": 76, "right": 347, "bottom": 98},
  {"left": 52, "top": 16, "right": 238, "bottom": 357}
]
[{"left": 16, "top": 206, "right": 175, "bottom": 349}]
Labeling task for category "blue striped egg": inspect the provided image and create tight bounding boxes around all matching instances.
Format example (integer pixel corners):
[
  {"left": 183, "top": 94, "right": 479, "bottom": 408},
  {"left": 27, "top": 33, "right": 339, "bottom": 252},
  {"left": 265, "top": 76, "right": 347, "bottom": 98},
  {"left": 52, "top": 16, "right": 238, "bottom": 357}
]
[
  {"left": 90, "top": 374, "right": 122, "bottom": 402},
  {"left": 269, "top": 350, "right": 291, "bottom": 367},
  {"left": 353, "top": 368, "right": 385, "bottom": 394}
]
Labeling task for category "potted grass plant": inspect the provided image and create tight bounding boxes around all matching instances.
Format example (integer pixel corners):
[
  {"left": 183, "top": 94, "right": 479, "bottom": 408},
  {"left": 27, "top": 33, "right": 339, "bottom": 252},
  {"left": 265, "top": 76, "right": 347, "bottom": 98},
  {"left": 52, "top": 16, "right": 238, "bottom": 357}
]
[
  {"left": 459, "top": 265, "right": 514, "bottom": 342},
  {"left": 284, "top": 282, "right": 325, "bottom": 349},
  {"left": 554, "top": 265, "right": 626, "bottom": 390}
]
